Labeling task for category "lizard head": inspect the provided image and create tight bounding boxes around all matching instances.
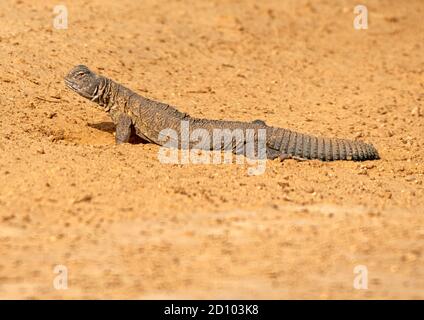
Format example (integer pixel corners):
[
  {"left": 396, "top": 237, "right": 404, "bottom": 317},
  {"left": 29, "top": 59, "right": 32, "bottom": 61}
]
[{"left": 65, "top": 65, "right": 109, "bottom": 105}]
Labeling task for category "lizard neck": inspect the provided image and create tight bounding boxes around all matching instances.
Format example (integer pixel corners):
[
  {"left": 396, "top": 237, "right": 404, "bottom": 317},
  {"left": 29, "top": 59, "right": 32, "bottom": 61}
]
[
  {"left": 93, "top": 77, "right": 116, "bottom": 112},
  {"left": 100, "top": 78, "right": 134, "bottom": 114}
]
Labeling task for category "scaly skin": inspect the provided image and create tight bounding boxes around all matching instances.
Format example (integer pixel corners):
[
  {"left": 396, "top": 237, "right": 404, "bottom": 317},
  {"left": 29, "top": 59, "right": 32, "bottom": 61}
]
[{"left": 64, "top": 65, "right": 380, "bottom": 161}]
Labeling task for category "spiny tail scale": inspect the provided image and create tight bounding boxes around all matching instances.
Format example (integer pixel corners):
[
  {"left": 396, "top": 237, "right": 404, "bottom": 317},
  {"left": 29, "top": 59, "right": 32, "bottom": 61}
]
[{"left": 267, "top": 128, "right": 379, "bottom": 161}]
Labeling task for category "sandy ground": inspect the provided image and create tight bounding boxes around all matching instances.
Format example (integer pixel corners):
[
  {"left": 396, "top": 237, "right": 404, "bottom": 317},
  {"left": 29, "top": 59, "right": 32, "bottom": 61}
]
[{"left": 0, "top": 0, "right": 423, "bottom": 299}]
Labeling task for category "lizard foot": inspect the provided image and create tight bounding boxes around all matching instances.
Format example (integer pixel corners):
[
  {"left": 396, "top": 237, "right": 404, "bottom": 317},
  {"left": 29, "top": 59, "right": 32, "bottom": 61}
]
[{"left": 279, "top": 153, "right": 308, "bottom": 162}]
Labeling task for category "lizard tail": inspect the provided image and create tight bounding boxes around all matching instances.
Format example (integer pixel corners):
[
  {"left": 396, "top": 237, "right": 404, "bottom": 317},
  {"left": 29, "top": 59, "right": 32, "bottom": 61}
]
[{"left": 267, "top": 128, "right": 380, "bottom": 161}]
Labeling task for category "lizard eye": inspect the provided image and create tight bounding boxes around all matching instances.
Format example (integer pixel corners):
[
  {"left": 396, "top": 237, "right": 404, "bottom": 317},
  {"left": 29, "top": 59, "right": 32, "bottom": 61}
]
[{"left": 76, "top": 71, "right": 86, "bottom": 79}]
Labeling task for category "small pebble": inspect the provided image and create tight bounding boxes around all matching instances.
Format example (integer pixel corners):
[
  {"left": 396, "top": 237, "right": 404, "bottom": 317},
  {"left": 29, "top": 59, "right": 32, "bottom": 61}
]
[
  {"left": 47, "top": 112, "right": 57, "bottom": 119},
  {"left": 411, "top": 106, "right": 422, "bottom": 117},
  {"left": 304, "top": 186, "right": 315, "bottom": 193},
  {"left": 358, "top": 169, "right": 368, "bottom": 175}
]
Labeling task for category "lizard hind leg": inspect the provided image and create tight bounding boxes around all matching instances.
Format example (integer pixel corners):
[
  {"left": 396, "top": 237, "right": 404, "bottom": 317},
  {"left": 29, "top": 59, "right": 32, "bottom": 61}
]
[{"left": 265, "top": 148, "right": 307, "bottom": 162}]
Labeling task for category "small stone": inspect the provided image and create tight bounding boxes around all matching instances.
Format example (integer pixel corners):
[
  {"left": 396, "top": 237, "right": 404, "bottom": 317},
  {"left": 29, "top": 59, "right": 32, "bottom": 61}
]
[
  {"left": 47, "top": 112, "right": 57, "bottom": 119},
  {"left": 278, "top": 181, "right": 289, "bottom": 188},
  {"left": 304, "top": 186, "right": 314, "bottom": 193},
  {"left": 405, "top": 175, "right": 416, "bottom": 182},
  {"left": 411, "top": 106, "right": 422, "bottom": 117},
  {"left": 385, "top": 192, "right": 392, "bottom": 199},
  {"left": 354, "top": 131, "right": 363, "bottom": 138},
  {"left": 50, "top": 94, "right": 61, "bottom": 100},
  {"left": 377, "top": 107, "right": 388, "bottom": 115},
  {"left": 282, "top": 195, "right": 292, "bottom": 202},
  {"left": 73, "top": 194, "right": 93, "bottom": 204},
  {"left": 36, "top": 147, "right": 45, "bottom": 154},
  {"left": 358, "top": 168, "right": 368, "bottom": 175}
]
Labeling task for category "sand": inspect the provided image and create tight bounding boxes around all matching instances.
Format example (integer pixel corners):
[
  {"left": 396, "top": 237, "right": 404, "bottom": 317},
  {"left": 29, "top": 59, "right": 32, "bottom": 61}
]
[{"left": 0, "top": 0, "right": 423, "bottom": 299}]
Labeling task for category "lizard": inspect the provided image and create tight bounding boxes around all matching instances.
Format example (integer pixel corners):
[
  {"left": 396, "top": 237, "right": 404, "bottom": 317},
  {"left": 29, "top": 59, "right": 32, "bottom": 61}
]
[{"left": 64, "top": 65, "right": 380, "bottom": 161}]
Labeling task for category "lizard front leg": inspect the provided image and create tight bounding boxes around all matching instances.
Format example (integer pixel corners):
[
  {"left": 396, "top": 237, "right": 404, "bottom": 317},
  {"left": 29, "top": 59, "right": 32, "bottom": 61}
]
[{"left": 115, "top": 113, "right": 133, "bottom": 144}]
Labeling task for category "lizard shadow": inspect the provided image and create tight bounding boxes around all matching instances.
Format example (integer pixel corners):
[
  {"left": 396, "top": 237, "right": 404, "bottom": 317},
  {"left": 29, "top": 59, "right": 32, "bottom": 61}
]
[{"left": 88, "top": 122, "right": 148, "bottom": 144}]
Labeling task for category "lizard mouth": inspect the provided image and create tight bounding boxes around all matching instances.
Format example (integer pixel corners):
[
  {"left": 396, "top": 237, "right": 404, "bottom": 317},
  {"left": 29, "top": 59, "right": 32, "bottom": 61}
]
[
  {"left": 64, "top": 79, "right": 78, "bottom": 91},
  {"left": 64, "top": 79, "right": 93, "bottom": 99}
]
